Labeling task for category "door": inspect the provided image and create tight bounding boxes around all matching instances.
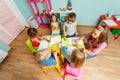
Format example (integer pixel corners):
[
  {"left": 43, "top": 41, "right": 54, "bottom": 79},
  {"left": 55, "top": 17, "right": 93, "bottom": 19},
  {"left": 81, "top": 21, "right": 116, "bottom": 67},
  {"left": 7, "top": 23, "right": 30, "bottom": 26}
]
[{"left": 0, "top": 0, "right": 24, "bottom": 44}]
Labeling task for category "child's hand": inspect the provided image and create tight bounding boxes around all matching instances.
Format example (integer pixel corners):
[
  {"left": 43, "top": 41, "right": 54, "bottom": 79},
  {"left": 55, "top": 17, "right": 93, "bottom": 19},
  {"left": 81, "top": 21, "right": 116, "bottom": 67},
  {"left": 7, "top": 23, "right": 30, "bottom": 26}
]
[
  {"left": 76, "top": 44, "right": 83, "bottom": 50},
  {"left": 75, "top": 40, "right": 83, "bottom": 49},
  {"left": 75, "top": 39, "right": 85, "bottom": 49},
  {"left": 75, "top": 32, "right": 78, "bottom": 36},
  {"left": 80, "top": 36, "right": 84, "bottom": 40},
  {"left": 42, "top": 36, "right": 50, "bottom": 41},
  {"left": 39, "top": 36, "right": 44, "bottom": 40},
  {"left": 54, "top": 51, "right": 57, "bottom": 55},
  {"left": 59, "top": 42, "right": 62, "bottom": 48},
  {"left": 82, "top": 48, "right": 86, "bottom": 54},
  {"left": 64, "top": 32, "right": 67, "bottom": 36}
]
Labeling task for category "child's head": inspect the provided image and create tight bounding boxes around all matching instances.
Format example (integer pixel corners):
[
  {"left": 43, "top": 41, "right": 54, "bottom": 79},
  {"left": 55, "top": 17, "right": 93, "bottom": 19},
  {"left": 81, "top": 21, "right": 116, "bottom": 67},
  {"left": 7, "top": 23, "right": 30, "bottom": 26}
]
[
  {"left": 35, "top": 48, "right": 51, "bottom": 61},
  {"left": 67, "top": 12, "right": 76, "bottom": 24},
  {"left": 70, "top": 49, "right": 85, "bottom": 68},
  {"left": 50, "top": 14, "right": 58, "bottom": 22},
  {"left": 88, "top": 25, "right": 108, "bottom": 48},
  {"left": 27, "top": 28, "right": 38, "bottom": 38}
]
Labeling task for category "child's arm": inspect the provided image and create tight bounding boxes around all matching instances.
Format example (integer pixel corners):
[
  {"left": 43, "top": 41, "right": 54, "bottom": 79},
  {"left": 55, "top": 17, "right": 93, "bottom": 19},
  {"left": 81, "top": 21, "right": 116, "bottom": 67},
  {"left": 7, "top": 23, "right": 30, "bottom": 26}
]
[
  {"left": 34, "top": 38, "right": 41, "bottom": 43},
  {"left": 74, "top": 25, "right": 78, "bottom": 35},
  {"left": 50, "top": 22, "right": 53, "bottom": 29},
  {"left": 76, "top": 44, "right": 93, "bottom": 55},
  {"left": 75, "top": 39, "right": 92, "bottom": 55},
  {"left": 35, "top": 35, "right": 48, "bottom": 43},
  {"left": 88, "top": 42, "right": 107, "bottom": 55},
  {"left": 37, "top": 35, "right": 44, "bottom": 40},
  {"left": 42, "top": 36, "right": 50, "bottom": 41},
  {"left": 59, "top": 22, "right": 63, "bottom": 33},
  {"left": 63, "top": 25, "right": 67, "bottom": 36},
  {"left": 78, "top": 32, "right": 92, "bottom": 40},
  {"left": 75, "top": 39, "right": 84, "bottom": 48},
  {"left": 73, "top": 21, "right": 78, "bottom": 35},
  {"left": 80, "top": 42, "right": 107, "bottom": 55},
  {"left": 84, "top": 49, "right": 93, "bottom": 55},
  {"left": 80, "top": 36, "right": 85, "bottom": 40}
]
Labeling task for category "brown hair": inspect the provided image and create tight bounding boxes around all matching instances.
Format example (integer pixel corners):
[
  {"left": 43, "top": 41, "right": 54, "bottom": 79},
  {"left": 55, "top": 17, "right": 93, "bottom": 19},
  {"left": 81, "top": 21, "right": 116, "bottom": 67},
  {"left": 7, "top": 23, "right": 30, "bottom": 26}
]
[
  {"left": 27, "top": 28, "right": 38, "bottom": 38},
  {"left": 70, "top": 49, "right": 85, "bottom": 68},
  {"left": 50, "top": 13, "right": 62, "bottom": 31},
  {"left": 88, "top": 25, "right": 108, "bottom": 48},
  {"left": 67, "top": 12, "right": 76, "bottom": 22},
  {"left": 50, "top": 13, "right": 59, "bottom": 22}
]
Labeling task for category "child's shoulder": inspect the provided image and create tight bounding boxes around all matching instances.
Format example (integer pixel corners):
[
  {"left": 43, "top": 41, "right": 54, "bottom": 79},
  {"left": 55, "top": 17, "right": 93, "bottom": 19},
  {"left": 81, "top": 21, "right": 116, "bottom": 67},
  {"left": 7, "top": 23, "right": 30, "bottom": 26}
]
[
  {"left": 64, "top": 22, "right": 70, "bottom": 26},
  {"left": 73, "top": 21, "right": 77, "bottom": 24}
]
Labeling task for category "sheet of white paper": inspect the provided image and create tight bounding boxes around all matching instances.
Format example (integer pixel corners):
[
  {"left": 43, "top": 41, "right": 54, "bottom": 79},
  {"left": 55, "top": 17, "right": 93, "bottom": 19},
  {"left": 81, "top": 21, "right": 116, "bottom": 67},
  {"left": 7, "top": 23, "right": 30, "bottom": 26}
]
[
  {"left": 64, "top": 46, "right": 76, "bottom": 55},
  {"left": 38, "top": 40, "right": 49, "bottom": 50},
  {"left": 115, "top": 16, "right": 120, "bottom": 21},
  {"left": 51, "top": 36, "right": 61, "bottom": 45},
  {"left": 103, "top": 20, "right": 118, "bottom": 26},
  {"left": 69, "top": 37, "right": 79, "bottom": 45}
]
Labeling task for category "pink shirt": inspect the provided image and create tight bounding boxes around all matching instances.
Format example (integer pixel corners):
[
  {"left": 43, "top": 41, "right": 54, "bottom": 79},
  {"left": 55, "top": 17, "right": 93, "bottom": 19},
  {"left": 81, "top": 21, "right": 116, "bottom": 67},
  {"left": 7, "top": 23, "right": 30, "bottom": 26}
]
[
  {"left": 84, "top": 33, "right": 107, "bottom": 55},
  {"left": 64, "top": 63, "right": 82, "bottom": 79}
]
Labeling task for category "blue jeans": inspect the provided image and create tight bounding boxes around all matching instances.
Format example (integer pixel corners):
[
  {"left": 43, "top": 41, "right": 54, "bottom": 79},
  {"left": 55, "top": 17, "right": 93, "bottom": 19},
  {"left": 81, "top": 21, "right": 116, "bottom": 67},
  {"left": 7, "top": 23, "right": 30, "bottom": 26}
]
[
  {"left": 86, "top": 54, "right": 97, "bottom": 59},
  {"left": 66, "top": 33, "right": 76, "bottom": 37}
]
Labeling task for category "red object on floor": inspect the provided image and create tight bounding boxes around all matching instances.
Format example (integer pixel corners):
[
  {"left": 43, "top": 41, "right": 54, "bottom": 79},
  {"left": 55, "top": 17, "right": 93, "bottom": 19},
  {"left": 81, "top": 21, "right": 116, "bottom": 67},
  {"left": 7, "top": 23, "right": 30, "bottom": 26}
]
[{"left": 97, "top": 15, "right": 120, "bottom": 40}]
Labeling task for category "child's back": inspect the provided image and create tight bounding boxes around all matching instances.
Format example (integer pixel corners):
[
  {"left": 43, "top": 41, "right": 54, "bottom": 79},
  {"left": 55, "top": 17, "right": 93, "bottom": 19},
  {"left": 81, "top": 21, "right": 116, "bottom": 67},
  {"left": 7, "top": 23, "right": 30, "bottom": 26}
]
[
  {"left": 35, "top": 48, "right": 57, "bottom": 66},
  {"left": 64, "top": 62, "right": 82, "bottom": 78},
  {"left": 63, "top": 49, "right": 85, "bottom": 80}
]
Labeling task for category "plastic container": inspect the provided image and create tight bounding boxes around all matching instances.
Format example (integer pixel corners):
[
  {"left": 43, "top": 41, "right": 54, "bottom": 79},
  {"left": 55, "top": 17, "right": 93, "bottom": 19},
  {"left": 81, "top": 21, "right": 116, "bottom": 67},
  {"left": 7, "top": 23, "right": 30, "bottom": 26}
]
[{"left": 27, "top": 16, "right": 39, "bottom": 28}]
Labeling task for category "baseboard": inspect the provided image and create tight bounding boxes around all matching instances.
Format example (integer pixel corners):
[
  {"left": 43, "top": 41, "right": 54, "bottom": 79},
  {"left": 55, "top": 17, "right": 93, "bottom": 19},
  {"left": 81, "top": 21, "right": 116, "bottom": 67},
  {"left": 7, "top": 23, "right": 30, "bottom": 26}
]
[{"left": 77, "top": 25, "right": 95, "bottom": 28}]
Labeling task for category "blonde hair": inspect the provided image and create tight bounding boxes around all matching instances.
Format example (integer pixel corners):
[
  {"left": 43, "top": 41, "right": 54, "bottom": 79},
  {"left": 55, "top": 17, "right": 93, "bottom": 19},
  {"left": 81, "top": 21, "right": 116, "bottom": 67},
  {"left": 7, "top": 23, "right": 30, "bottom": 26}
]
[
  {"left": 70, "top": 49, "right": 85, "bottom": 68},
  {"left": 35, "top": 48, "right": 51, "bottom": 61}
]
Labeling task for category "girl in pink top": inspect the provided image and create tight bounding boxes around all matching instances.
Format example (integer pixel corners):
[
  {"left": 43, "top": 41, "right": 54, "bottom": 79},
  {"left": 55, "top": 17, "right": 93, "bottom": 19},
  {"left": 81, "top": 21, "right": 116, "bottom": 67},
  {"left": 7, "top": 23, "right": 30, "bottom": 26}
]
[
  {"left": 63, "top": 49, "right": 85, "bottom": 80},
  {"left": 77, "top": 25, "right": 108, "bottom": 58}
]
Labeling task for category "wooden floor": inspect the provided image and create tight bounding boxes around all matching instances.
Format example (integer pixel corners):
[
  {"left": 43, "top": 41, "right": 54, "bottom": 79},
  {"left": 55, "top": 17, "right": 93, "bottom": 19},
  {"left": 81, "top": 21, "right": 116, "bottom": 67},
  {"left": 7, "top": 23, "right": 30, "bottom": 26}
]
[{"left": 0, "top": 26, "right": 120, "bottom": 80}]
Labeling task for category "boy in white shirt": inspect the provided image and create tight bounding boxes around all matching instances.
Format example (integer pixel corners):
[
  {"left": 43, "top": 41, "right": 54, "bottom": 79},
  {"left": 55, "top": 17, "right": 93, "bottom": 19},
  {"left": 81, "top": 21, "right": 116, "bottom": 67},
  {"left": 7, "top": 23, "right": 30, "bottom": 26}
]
[{"left": 63, "top": 12, "right": 78, "bottom": 37}]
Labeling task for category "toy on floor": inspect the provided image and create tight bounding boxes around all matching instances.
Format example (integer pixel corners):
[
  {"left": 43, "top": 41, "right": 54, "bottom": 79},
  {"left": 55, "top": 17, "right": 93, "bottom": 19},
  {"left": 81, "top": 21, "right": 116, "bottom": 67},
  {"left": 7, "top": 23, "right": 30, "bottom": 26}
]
[
  {"left": 111, "top": 28, "right": 120, "bottom": 36},
  {"left": 111, "top": 28, "right": 120, "bottom": 40}
]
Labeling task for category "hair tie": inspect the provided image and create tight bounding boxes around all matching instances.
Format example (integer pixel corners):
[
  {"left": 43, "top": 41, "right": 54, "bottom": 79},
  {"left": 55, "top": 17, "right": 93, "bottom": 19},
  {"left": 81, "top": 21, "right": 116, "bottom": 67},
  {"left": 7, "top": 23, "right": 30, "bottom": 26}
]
[{"left": 97, "top": 26, "right": 104, "bottom": 32}]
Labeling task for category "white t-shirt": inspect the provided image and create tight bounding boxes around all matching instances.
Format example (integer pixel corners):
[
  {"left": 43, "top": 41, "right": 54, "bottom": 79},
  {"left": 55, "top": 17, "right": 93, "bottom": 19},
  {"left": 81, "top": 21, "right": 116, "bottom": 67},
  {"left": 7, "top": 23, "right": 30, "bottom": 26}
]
[{"left": 64, "top": 21, "right": 77, "bottom": 35}]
